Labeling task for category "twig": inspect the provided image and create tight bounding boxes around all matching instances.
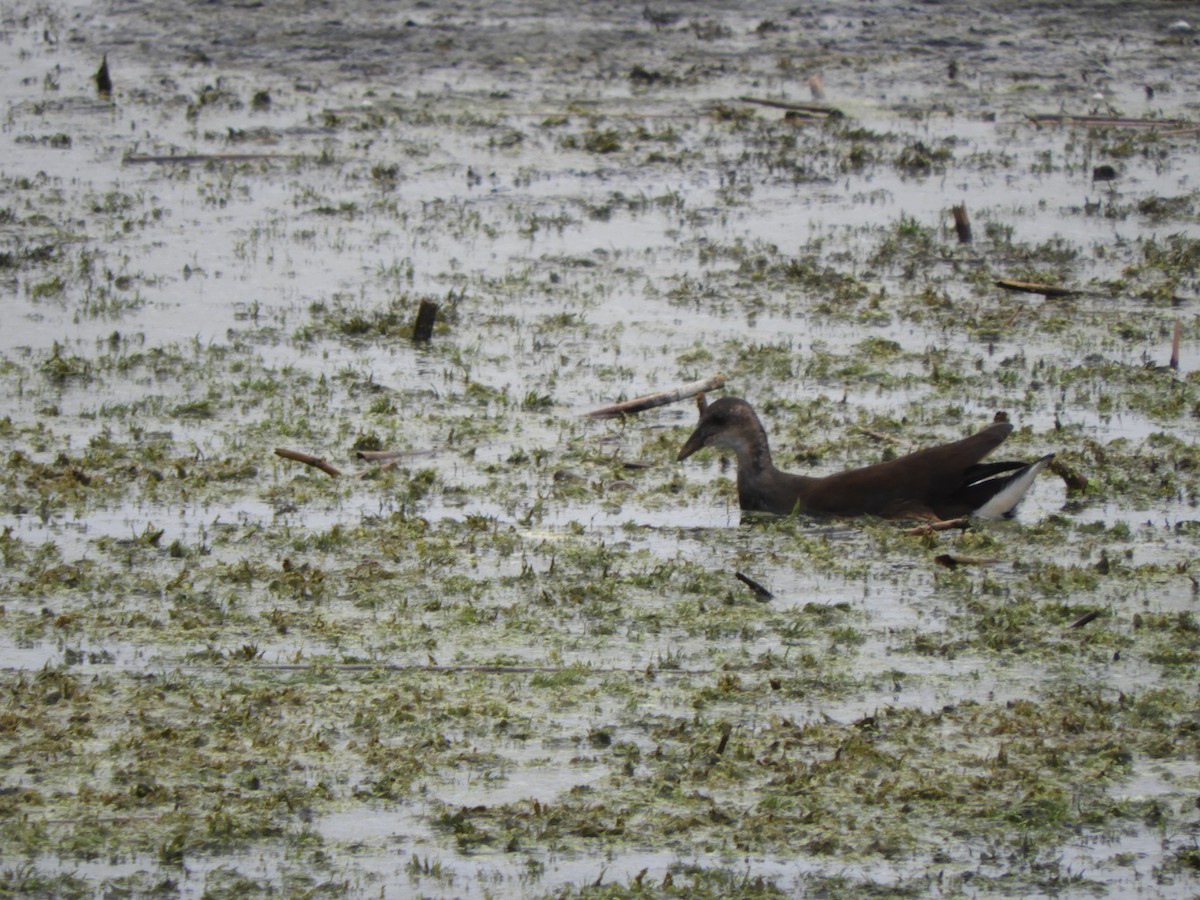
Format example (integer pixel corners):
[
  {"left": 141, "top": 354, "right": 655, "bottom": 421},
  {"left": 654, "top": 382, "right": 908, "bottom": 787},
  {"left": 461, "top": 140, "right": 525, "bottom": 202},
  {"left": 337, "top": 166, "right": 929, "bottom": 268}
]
[
  {"left": 1025, "top": 113, "right": 1189, "bottom": 130},
  {"left": 934, "top": 553, "right": 1001, "bottom": 570},
  {"left": 183, "top": 661, "right": 718, "bottom": 675},
  {"left": 734, "top": 571, "right": 774, "bottom": 601},
  {"left": 412, "top": 298, "right": 439, "bottom": 342},
  {"left": 1003, "top": 303, "right": 1026, "bottom": 327},
  {"left": 715, "top": 722, "right": 734, "bottom": 756},
  {"left": 1170, "top": 319, "right": 1182, "bottom": 372},
  {"left": 357, "top": 449, "right": 405, "bottom": 461},
  {"left": 906, "top": 517, "right": 970, "bottom": 535},
  {"left": 586, "top": 374, "right": 725, "bottom": 419},
  {"left": 94, "top": 55, "right": 111, "bottom": 98},
  {"left": 854, "top": 427, "right": 912, "bottom": 450},
  {"left": 994, "top": 278, "right": 1077, "bottom": 298},
  {"left": 123, "top": 153, "right": 292, "bottom": 165},
  {"left": 951, "top": 203, "right": 972, "bottom": 244},
  {"left": 737, "top": 95, "right": 844, "bottom": 118},
  {"left": 1068, "top": 610, "right": 1102, "bottom": 629},
  {"left": 274, "top": 448, "right": 341, "bottom": 477}
]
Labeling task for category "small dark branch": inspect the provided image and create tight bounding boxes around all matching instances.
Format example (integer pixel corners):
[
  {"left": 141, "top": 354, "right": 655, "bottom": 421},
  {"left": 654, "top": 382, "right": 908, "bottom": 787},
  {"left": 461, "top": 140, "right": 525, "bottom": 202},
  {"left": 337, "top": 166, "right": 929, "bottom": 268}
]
[
  {"left": 586, "top": 374, "right": 725, "bottom": 419},
  {"left": 123, "top": 153, "right": 292, "bottom": 165},
  {"left": 951, "top": 203, "right": 972, "bottom": 244},
  {"left": 735, "top": 571, "right": 774, "bottom": 601},
  {"left": 737, "top": 95, "right": 844, "bottom": 118},
  {"left": 412, "top": 298, "right": 439, "bottom": 343},
  {"left": 994, "top": 278, "right": 1077, "bottom": 298},
  {"left": 1170, "top": 319, "right": 1182, "bottom": 372},
  {"left": 95, "top": 55, "right": 112, "bottom": 98},
  {"left": 190, "top": 662, "right": 718, "bottom": 676},
  {"left": 1068, "top": 610, "right": 1102, "bottom": 629},
  {"left": 934, "top": 553, "right": 1000, "bottom": 570},
  {"left": 274, "top": 448, "right": 341, "bottom": 477},
  {"left": 715, "top": 722, "right": 734, "bottom": 756}
]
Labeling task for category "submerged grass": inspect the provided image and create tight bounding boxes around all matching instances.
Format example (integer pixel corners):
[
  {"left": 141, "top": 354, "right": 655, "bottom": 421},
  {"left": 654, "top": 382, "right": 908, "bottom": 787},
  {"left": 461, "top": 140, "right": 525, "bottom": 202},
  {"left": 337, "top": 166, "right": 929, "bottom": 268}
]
[{"left": 2, "top": 0, "right": 1200, "bottom": 896}]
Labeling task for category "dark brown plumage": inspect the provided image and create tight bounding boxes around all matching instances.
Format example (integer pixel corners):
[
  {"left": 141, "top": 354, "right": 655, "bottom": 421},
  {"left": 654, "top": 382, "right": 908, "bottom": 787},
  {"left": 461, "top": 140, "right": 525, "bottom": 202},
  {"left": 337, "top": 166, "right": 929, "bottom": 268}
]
[{"left": 677, "top": 397, "right": 1052, "bottom": 520}]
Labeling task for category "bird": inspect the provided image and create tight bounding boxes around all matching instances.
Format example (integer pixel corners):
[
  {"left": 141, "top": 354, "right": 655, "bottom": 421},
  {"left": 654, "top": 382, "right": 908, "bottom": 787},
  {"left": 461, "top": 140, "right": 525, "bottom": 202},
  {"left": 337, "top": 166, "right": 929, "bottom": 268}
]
[{"left": 676, "top": 396, "right": 1053, "bottom": 521}]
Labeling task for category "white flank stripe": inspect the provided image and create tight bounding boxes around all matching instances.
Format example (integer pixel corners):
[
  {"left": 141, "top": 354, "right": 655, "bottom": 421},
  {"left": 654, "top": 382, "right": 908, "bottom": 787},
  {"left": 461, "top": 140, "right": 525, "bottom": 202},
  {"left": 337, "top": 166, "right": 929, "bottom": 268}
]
[{"left": 973, "top": 455, "right": 1054, "bottom": 520}]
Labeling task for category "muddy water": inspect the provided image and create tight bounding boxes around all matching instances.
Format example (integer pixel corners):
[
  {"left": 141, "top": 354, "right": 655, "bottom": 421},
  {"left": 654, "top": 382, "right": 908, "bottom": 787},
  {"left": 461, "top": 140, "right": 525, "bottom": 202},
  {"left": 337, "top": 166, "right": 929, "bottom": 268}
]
[{"left": 2, "top": 0, "right": 1200, "bottom": 897}]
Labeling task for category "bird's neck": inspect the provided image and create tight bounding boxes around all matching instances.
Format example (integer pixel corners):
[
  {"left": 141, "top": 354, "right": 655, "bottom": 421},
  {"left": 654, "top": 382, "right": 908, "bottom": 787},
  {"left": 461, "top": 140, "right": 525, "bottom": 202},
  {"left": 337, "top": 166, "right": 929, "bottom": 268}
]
[{"left": 724, "top": 423, "right": 779, "bottom": 479}]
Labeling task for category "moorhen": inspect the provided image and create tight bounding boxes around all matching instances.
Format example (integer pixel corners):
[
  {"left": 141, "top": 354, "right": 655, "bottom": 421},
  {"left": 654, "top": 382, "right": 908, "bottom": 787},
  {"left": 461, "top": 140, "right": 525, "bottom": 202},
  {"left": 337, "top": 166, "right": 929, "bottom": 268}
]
[{"left": 677, "top": 397, "right": 1052, "bottom": 520}]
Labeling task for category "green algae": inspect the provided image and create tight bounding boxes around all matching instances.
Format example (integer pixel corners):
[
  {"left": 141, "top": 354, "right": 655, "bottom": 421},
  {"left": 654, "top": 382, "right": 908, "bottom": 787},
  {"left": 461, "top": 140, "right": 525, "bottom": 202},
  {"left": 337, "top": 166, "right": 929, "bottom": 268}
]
[{"left": 2, "top": 0, "right": 1200, "bottom": 897}]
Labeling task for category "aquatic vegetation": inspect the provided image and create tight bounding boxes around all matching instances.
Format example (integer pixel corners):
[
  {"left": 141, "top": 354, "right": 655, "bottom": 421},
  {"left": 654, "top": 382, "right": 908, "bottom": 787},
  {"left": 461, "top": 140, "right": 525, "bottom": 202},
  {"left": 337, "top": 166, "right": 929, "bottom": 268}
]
[{"left": 1, "top": 0, "right": 1199, "bottom": 896}]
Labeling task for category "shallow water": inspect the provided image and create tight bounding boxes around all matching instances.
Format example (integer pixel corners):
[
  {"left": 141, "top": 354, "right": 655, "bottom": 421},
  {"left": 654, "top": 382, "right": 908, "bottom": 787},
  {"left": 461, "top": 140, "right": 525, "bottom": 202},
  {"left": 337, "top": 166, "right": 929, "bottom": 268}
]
[{"left": 3, "top": 0, "right": 1200, "bottom": 897}]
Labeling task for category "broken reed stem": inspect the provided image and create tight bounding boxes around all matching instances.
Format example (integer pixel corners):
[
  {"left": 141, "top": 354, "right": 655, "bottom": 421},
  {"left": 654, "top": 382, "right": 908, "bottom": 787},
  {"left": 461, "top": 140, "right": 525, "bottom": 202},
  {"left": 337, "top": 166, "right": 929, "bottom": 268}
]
[
  {"left": 715, "top": 722, "right": 734, "bottom": 755},
  {"left": 1003, "top": 303, "right": 1026, "bottom": 327},
  {"left": 357, "top": 449, "right": 405, "bottom": 461},
  {"left": 187, "top": 662, "right": 720, "bottom": 676},
  {"left": 734, "top": 571, "right": 774, "bottom": 601},
  {"left": 587, "top": 373, "right": 725, "bottom": 419},
  {"left": 1025, "top": 113, "right": 1189, "bottom": 130},
  {"left": 94, "top": 55, "right": 111, "bottom": 97},
  {"left": 951, "top": 203, "right": 972, "bottom": 243},
  {"left": 123, "top": 153, "right": 292, "bottom": 165},
  {"left": 1068, "top": 610, "right": 1102, "bottom": 629},
  {"left": 934, "top": 553, "right": 1001, "bottom": 570},
  {"left": 1170, "top": 319, "right": 1182, "bottom": 372},
  {"left": 905, "top": 517, "right": 971, "bottom": 536},
  {"left": 412, "top": 298, "right": 439, "bottom": 342},
  {"left": 274, "top": 448, "right": 341, "bottom": 477},
  {"left": 994, "top": 278, "right": 1077, "bottom": 298},
  {"left": 737, "top": 95, "right": 844, "bottom": 118}
]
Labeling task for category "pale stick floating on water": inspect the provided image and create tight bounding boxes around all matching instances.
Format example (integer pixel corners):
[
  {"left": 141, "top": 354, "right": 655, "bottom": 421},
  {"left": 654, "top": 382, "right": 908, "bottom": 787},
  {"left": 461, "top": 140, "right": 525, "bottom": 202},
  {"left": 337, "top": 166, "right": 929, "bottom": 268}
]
[{"left": 586, "top": 374, "right": 725, "bottom": 419}]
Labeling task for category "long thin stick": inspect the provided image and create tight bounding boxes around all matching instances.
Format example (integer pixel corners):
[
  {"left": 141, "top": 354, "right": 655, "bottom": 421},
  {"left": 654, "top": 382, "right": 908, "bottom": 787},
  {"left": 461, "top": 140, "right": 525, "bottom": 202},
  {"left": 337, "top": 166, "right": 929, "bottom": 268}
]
[
  {"left": 1025, "top": 113, "right": 1188, "bottom": 130},
  {"left": 1170, "top": 319, "right": 1182, "bottom": 372},
  {"left": 906, "top": 517, "right": 970, "bottom": 535},
  {"left": 1068, "top": 610, "right": 1102, "bottom": 629},
  {"left": 737, "top": 95, "right": 844, "bottom": 118},
  {"left": 586, "top": 374, "right": 725, "bottom": 419},
  {"left": 123, "top": 153, "right": 291, "bottom": 165},
  {"left": 735, "top": 571, "right": 774, "bottom": 601},
  {"left": 357, "top": 449, "right": 406, "bottom": 461},
  {"left": 183, "top": 662, "right": 715, "bottom": 675},
  {"left": 274, "top": 448, "right": 341, "bottom": 477},
  {"left": 994, "top": 278, "right": 1077, "bottom": 298}
]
